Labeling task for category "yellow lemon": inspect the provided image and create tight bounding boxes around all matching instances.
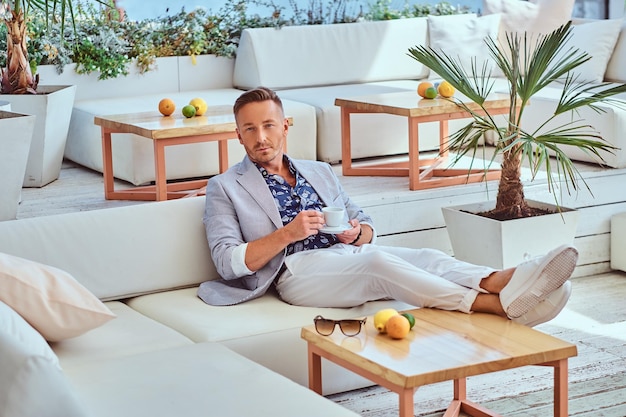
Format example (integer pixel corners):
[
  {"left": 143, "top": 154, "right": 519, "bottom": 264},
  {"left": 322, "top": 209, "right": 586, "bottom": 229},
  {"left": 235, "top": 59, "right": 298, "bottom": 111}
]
[
  {"left": 158, "top": 98, "right": 175, "bottom": 116},
  {"left": 437, "top": 81, "right": 455, "bottom": 98},
  {"left": 424, "top": 86, "right": 438, "bottom": 99},
  {"left": 374, "top": 308, "right": 399, "bottom": 333},
  {"left": 182, "top": 104, "right": 196, "bottom": 118},
  {"left": 385, "top": 314, "right": 411, "bottom": 339},
  {"left": 417, "top": 81, "right": 434, "bottom": 98},
  {"left": 189, "top": 97, "right": 208, "bottom": 116}
]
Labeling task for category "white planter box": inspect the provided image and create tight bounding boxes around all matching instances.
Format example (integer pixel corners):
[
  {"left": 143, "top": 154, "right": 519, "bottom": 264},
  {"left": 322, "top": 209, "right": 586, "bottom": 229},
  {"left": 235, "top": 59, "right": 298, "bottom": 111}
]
[
  {"left": 3, "top": 85, "right": 76, "bottom": 187},
  {"left": 442, "top": 200, "right": 579, "bottom": 269},
  {"left": 0, "top": 111, "right": 35, "bottom": 220},
  {"left": 37, "top": 55, "right": 235, "bottom": 101}
]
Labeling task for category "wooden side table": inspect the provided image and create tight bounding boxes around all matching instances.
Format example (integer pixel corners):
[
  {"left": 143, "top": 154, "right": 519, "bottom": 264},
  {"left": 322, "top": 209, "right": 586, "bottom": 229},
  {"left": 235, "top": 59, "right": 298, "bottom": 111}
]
[
  {"left": 335, "top": 92, "right": 508, "bottom": 191},
  {"left": 95, "top": 107, "right": 292, "bottom": 201},
  {"left": 302, "top": 308, "right": 577, "bottom": 417}
]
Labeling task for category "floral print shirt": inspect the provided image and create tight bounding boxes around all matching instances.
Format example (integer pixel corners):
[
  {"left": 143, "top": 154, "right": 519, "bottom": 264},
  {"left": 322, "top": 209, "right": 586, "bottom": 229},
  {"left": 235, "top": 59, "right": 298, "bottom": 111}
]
[{"left": 256, "top": 157, "right": 338, "bottom": 256}]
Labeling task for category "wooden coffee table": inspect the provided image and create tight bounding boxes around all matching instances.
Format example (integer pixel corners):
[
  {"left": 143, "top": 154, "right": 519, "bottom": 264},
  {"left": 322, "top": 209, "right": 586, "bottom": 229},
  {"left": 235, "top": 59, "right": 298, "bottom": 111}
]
[
  {"left": 301, "top": 308, "right": 577, "bottom": 417},
  {"left": 335, "top": 91, "right": 509, "bottom": 191},
  {"left": 95, "top": 107, "right": 293, "bottom": 201}
]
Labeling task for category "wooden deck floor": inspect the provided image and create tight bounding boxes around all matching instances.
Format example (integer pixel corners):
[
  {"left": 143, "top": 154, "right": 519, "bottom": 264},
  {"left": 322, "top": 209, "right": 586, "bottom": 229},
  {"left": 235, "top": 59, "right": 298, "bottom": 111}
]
[{"left": 14, "top": 158, "right": 626, "bottom": 416}]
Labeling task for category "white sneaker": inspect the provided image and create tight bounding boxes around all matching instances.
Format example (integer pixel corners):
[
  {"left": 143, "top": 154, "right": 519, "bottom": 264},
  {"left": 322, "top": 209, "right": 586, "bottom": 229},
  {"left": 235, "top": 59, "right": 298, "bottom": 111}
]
[
  {"left": 513, "top": 281, "right": 572, "bottom": 327},
  {"left": 500, "top": 245, "right": 578, "bottom": 319}
]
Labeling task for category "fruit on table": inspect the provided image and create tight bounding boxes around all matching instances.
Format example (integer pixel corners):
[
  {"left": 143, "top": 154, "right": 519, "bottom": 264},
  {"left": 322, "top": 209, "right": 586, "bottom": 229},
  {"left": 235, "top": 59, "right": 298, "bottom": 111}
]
[
  {"left": 401, "top": 312, "right": 416, "bottom": 329},
  {"left": 417, "top": 81, "right": 433, "bottom": 98},
  {"left": 385, "top": 314, "right": 411, "bottom": 339},
  {"left": 437, "top": 81, "right": 455, "bottom": 98},
  {"left": 189, "top": 97, "right": 208, "bottom": 116},
  {"left": 158, "top": 98, "right": 175, "bottom": 116},
  {"left": 424, "top": 86, "right": 438, "bottom": 99},
  {"left": 182, "top": 104, "right": 197, "bottom": 118},
  {"left": 374, "top": 308, "right": 399, "bottom": 333}
]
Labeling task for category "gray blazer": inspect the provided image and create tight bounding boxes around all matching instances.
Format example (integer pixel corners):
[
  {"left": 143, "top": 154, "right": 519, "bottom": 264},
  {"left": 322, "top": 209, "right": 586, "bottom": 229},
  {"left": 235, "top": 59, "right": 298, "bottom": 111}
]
[{"left": 197, "top": 156, "right": 374, "bottom": 306}]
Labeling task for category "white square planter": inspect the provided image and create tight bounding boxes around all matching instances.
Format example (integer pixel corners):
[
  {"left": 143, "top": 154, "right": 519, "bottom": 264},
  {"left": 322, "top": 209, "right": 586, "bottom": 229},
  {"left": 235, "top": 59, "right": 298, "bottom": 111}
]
[
  {"left": 0, "top": 110, "right": 36, "bottom": 220},
  {"left": 3, "top": 85, "right": 76, "bottom": 187},
  {"left": 442, "top": 200, "right": 579, "bottom": 269}
]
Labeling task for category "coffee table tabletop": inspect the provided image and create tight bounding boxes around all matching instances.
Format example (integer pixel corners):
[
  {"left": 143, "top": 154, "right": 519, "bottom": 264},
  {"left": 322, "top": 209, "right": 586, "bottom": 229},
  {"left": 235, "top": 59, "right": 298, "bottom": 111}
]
[
  {"left": 302, "top": 308, "right": 577, "bottom": 417},
  {"left": 94, "top": 105, "right": 239, "bottom": 139}
]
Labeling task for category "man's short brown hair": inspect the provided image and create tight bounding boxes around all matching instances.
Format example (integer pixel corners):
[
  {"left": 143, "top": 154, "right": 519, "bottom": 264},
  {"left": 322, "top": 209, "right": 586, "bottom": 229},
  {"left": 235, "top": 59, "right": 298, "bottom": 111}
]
[{"left": 233, "top": 87, "right": 284, "bottom": 120}]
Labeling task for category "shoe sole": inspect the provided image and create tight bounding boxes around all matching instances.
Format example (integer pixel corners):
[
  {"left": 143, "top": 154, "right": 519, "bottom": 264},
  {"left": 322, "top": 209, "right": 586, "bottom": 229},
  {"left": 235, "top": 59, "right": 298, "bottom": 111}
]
[
  {"left": 507, "top": 246, "right": 578, "bottom": 318},
  {"left": 519, "top": 281, "right": 572, "bottom": 327}
]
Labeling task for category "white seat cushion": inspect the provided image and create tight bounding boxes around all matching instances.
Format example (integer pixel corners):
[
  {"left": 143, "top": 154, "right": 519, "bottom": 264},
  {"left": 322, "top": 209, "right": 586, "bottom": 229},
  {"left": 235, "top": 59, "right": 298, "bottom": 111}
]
[
  {"left": 52, "top": 301, "right": 193, "bottom": 370},
  {"left": 65, "top": 342, "right": 360, "bottom": 417}
]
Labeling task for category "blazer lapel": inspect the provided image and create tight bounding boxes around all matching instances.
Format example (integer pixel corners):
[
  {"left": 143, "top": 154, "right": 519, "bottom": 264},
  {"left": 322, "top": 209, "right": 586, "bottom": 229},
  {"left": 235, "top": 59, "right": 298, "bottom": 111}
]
[{"left": 236, "top": 157, "right": 283, "bottom": 229}]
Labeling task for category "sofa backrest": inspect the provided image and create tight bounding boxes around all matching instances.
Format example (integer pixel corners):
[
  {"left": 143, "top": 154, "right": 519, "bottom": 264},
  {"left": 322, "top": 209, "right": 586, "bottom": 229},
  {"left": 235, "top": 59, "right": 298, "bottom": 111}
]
[
  {"left": 0, "top": 198, "right": 216, "bottom": 301},
  {"left": 233, "top": 17, "right": 430, "bottom": 90}
]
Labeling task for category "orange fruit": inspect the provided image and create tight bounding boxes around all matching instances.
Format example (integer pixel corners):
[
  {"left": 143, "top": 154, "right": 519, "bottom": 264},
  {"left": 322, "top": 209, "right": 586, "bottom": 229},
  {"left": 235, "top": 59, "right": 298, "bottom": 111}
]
[
  {"left": 437, "top": 81, "right": 455, "bottom": 98},
  {"left": 424, "top": 86, "right": 438, "bottom": 99},
  {"left": 158, "top": 98, "right": 175, "bottom": 116},
  {"left": 417, "top": 81, "right": 434, "bottom": 98},
  {"left": 385, "top": 314, "right": 411, "bottom": 339}
]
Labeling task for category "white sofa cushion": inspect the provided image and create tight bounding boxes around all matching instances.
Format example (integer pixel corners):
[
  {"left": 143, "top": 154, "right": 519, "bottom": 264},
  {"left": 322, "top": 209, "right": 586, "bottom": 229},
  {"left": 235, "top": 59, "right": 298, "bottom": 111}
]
[
  {"left": 604, "top": 18, "right": 626, "bottom": 83},
  {"left": 126, "top": 287, "right": 413, "bottom": 394},
  {"left": 0, "top": 301, "right": 60, "bottom": 369},
  {"left": 0, "top": 330, "right": 89, "bottom": 417},
  {"left": 64, "top": 342, "right": 360, "bottom": 417},
  {"left": 234, "top": 17, "right": 430, "bottom": 90},
  {"left": 0, "top": 252, "right": 115, "bottom": 342},
  {"left": 427, "top": 14, "right": 502, "bottom": 76},
  {"left": 0, "top": 197, "right": 212, "bottom": 300},
  {"left": 52, "top": 301, "right": 193, "bottom": 369},
  {"left": 558, "top": 19, "right": 623, "bottom": 84},
  {"left": 482, "top": 0, "right": 575, "bottom": 36}
]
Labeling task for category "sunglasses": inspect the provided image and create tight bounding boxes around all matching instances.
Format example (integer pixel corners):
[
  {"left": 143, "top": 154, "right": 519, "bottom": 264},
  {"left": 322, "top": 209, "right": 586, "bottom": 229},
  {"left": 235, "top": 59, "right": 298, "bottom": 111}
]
[{"left": 313, "top": 315, "right": 367, "bottom": 337}]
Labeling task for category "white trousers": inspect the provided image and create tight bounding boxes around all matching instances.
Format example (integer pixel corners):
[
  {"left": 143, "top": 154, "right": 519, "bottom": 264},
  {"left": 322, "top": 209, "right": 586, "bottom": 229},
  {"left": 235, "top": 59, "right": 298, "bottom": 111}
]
[{"left": 276, "top": 244, "right": 496, "bottom": 313}]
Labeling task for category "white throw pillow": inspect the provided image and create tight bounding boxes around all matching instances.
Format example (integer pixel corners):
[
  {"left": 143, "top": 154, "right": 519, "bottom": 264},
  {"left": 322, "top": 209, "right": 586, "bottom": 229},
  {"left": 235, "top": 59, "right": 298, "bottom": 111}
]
[
  {"left": 559, "top": 19, "right": 623, "bottom": 84},
  {"left": 428, "top": 14, "right": 502, "bottom": 76},
  {"left": 482, "top": 0, "right": 575, "bottom": 36},
  {"left": 0, "top": 330, "right": 90, "bottom": 417},
  {"left": 0, "top": 301, "right": 60, "bottom": 369},
  {"left": 0, "top": 252, "right": 116, "bottom": 342}
]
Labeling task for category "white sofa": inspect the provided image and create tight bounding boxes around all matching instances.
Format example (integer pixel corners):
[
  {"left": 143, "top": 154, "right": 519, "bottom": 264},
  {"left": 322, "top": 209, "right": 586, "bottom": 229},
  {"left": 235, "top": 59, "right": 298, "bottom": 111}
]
[
  {"left": 52, "top": 13, "right": 626, "bottom": 187},
  {"left": 0, "top": 197, "right": 412, "bottom": 416}
]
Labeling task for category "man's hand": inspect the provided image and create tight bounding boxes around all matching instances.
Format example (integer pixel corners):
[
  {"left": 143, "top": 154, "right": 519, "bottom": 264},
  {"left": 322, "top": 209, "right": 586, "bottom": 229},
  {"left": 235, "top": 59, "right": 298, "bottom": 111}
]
[
  {"left": 336, "top": 219, "right": 362, "bottom": 245},
  {"left": 284, "top": 210, "right": 325, "bottom": 241}
]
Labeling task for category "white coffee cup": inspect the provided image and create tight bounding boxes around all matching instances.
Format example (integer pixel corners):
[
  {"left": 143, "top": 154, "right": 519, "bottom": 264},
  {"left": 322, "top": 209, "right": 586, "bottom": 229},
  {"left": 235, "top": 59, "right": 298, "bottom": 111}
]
[{"left": 322, "top": 207, "right": 344, "bottom": 227}]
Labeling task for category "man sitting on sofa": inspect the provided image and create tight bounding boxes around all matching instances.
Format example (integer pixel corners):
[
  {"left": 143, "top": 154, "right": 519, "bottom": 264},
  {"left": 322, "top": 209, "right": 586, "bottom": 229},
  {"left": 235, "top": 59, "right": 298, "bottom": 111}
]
[{"left": 198, "top": 87, "right": 577, "bottom": 327}]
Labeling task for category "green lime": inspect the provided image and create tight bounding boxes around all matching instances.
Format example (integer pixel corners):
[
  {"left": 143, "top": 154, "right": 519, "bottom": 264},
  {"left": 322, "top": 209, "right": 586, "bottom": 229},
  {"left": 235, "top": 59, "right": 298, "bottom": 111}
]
[
  {"left": 424, "top": 86, "right": 438, "bottom": 99},
  {"left": 401, "top": 312, "right": 416, "bottom": 329},
  {"left": 182, "top": 104, "right": 196, "bottom": 118}
]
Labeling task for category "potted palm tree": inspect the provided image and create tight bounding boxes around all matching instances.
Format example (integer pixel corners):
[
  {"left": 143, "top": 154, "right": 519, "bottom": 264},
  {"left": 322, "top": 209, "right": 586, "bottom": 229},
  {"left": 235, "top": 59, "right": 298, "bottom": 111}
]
[
  {"left": 0, "top": 1, "right": 99, "bottom": 186},
  {"left": 407, "top": 22, "right": 626, "bottom": 268}
]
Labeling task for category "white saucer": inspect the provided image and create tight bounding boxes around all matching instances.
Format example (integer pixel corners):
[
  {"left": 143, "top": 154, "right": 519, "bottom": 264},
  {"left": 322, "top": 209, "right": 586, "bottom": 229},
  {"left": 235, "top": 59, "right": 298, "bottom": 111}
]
[{"left": 320, "top": 224, "right": 351, "bottom": 234}]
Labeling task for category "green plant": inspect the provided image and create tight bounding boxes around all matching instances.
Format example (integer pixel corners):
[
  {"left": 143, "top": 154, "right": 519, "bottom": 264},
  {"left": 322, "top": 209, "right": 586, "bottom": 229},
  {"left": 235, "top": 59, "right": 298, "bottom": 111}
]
[
  {"left": 0, "top": 0, "right": 109, "bottom": 93},
  {"left": 407, "top": 22, "right": 626, "bottom": 220}
]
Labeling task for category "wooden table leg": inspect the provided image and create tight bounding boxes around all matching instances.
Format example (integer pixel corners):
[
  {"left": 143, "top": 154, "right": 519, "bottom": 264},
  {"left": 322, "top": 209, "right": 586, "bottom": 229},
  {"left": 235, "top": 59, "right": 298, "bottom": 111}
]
[
  {"left": 218, "top": 139, "right": 229, "bottom": 174},
  {"left": 153, "top": 141, "right": 167, "bottom": 201},
  {"left": 398, "top": 387, "right": 416, "bottom": 417},
  {"left": 408, "top": 116, "right": 420, "bottom": 191},
  {"left": 308, "top": 344, "right": 323, "bottom": 395},
  {"left": 553, "top": 359, "right": 569, "bottom": 417},
  {"left": 101, "top": 129, "right": 115, "bottom": 200},
  {"left": 341, "top": 107, "right": 354, "bottom": 175}
]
